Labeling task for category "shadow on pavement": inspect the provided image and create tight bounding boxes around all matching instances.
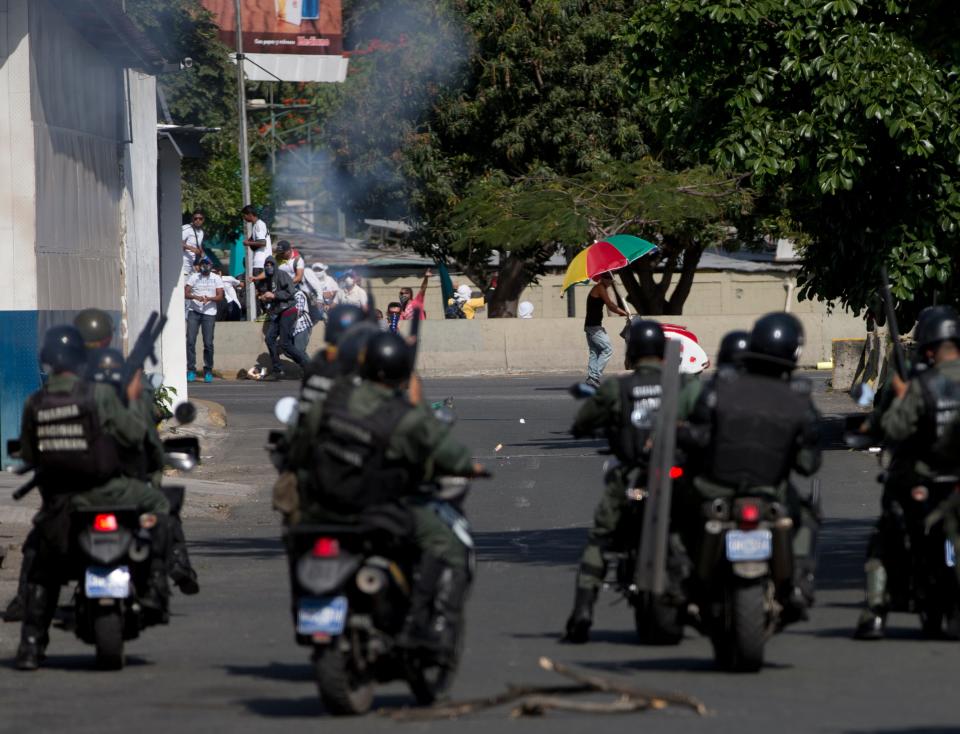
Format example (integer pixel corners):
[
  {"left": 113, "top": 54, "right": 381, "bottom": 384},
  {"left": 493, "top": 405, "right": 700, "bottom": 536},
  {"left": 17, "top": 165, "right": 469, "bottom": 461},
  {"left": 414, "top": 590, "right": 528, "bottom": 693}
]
[
  {"left": 225, "top": 661, "right": 312, "bottom": 683},
  {"left": 580, "top": 655, "right": 793, "bottom": 674},
  {"left": 475, "top": 527, "right": 586, "bottom": 566},
  {"left": 845, "top": 730, "right": 960, "bottom": 734},
  {"left": 189, "top": 536, "right": 284, "bottom": 560},
  {"left": 8, "top": 654, "right": 154, "bottom": 671},
  {"left": 239, "top": 693, "right": 414, "bottom": 719}
]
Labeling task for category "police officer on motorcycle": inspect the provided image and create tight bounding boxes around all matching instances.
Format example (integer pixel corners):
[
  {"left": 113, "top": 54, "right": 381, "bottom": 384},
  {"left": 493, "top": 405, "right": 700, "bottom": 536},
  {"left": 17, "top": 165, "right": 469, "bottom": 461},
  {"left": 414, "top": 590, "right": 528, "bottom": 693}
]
[
  {"left": 14, "top": 326, "right": 171, "bottom": 670},
  {"left": 681, "top": 312, "right": 822, "bottom": 622},
  {"left": 855, "top": 305, "right": 960, "bottom": 638},
  {"left": 294, "top": 331, "right": 486, "bottom": 659},
  {"left": 563, "top": 320, "right": 700, "bottom": 643}
]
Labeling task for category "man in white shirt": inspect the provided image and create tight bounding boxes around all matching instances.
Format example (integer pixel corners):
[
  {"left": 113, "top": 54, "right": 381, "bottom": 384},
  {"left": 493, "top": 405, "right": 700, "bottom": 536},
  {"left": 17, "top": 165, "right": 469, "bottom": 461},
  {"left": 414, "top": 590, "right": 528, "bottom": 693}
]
[
  {"left": 184, "top": 256, "right": 225, "bottom": 382},
  {"left": 275, "top": 240, "right": 305, "bottom": 285},
  {"left": 241, "top": 205, "right": 272, "bottom": 283},
  {"left": 182, "top": 210, "right": 205, "bottom": 276},
  {"left": 333, "top": 271, "right": 368, "bottom": 309}
]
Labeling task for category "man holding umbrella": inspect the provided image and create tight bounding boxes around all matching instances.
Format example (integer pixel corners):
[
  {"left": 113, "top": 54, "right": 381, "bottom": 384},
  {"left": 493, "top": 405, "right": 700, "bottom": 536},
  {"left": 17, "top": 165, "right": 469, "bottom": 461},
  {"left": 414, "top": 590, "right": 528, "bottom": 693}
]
[{"left": 584, "top": 273, "right": 629, "bottom": 387}]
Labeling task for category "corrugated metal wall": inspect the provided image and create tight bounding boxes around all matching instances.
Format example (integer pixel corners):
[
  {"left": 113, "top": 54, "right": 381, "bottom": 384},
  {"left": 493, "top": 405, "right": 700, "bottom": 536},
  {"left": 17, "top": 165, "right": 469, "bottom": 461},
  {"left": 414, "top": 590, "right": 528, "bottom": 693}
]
[{"left": 30, "top": 0, "right": 123, "bottom": 311}]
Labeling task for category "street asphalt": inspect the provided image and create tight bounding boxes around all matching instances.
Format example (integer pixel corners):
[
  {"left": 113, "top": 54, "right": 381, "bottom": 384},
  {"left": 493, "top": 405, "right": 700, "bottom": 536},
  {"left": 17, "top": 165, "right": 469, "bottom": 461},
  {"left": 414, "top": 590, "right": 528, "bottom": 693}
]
[{"left": 0, "top": 373, "right": 955, "bottom": 734}]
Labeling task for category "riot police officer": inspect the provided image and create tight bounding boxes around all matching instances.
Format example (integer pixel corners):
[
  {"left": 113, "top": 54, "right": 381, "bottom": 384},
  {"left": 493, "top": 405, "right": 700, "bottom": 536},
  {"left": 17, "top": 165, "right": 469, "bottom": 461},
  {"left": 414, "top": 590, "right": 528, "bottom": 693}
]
[
  {"left": 855, "top": 306, "right": 960, "bottom": 638},
  {"left": 716, "top": 330, "right": 750, "bottom": 369},
  {"left": 295, "top": 331, "right": 485, "bottom": 658},
  {"left": 682, "top": 313, "right": 822, "bottom": 621},
  {"left": 15, "top": 326, "right": 170, "bottom": 670},
  {"left": 563, "top": 320, "right": 700, "bottom": 643}
]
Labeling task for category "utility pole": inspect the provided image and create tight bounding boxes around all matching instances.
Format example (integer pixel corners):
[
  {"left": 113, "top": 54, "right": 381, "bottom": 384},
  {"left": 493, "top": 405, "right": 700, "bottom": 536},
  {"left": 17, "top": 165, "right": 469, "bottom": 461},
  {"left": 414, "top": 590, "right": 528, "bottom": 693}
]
[{"left": 235, "top": 0, "right": 255, "bottom": 320}]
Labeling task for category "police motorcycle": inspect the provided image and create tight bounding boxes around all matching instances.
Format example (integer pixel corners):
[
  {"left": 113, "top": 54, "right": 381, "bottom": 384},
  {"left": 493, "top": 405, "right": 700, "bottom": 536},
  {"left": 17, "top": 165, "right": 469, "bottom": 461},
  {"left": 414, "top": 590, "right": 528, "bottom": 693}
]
[
  {"left": 269, "top": 397, "right": 479, "bottom": 715},
  {"left": 846, "top": 413, "right": 960, "bottom": 638},
  {"left": 7, "top": 401, "right": 200, "bottom": 670}
]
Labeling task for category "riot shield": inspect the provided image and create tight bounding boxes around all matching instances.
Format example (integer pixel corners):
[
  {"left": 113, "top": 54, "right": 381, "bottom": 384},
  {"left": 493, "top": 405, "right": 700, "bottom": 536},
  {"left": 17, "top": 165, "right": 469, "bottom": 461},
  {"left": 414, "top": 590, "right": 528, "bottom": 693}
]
[{"left": 635, "top": 338, "right": 681, "bottom": 594}]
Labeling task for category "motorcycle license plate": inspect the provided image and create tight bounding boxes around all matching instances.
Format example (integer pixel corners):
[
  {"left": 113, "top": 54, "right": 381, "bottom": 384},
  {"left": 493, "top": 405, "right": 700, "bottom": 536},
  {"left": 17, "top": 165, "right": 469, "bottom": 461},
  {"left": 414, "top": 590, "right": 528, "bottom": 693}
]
[
  {"left": 84, "top": 566, "right": 131, "bottom": 599},
  {"left": 297, "top": 595, "right": 348, "bottom": 636},
  {"left": 947, "top": 540, "right": 956, "bottom": 568},
  {"left": 725, "top": 530, "right": 773, "bottom": 562}
]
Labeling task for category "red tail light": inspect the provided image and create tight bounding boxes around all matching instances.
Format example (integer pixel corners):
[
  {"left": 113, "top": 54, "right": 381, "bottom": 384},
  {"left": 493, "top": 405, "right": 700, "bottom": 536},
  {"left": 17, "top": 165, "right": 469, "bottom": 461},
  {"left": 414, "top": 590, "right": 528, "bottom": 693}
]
[
  {"left": 93, "top": 514, "right": 118, "bottom": 533},
  {"left": 669, "top": 466, "right": 684, "bottom": 480},
  {"left": 739, "top": 503, "right": 761, "bottom": 528},
  {"left": 312, "top": 538, "right": 340, "bottom": 558}
]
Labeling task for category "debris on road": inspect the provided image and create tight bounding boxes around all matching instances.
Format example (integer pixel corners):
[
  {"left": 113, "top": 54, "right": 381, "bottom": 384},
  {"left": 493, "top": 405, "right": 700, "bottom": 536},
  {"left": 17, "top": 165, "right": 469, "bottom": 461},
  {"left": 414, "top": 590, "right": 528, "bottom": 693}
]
[
  {"left": 495, "top": 443, "right": 503, "bottom": 452},
  {"left": 385, "top": 657, "right": 708, "bottom": 721}
]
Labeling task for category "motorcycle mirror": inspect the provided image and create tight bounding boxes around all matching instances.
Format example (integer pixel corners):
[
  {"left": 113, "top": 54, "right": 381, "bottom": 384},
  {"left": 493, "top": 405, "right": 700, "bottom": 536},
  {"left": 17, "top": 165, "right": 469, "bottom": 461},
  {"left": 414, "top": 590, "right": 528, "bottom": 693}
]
[
  {"left": 147, "top": 372, "right": 165, "bottom": 390},
  {"left": 164, "top": 452, "right": 196, "bottom": 472},
  {"left": 569, "top": 382, "right": 597, "bottom": 399},
  {"left": 174, "top": 401, "right": 197, "bottom": 425},
  {"left": 274, "top": 396, "right": 299, "bottom": 426}
]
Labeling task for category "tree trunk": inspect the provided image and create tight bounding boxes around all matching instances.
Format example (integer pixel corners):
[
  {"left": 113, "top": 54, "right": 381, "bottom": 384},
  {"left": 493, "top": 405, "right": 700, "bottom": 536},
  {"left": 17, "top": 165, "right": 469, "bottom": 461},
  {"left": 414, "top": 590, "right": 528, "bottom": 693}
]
[
  {"left": 618, "top": 241, "right": 703, "bottom": 316},
  {"left": 664, "top": 244, "right": 704, "bottom": 315},
  {"left": 487, "top": 255, "right": 528, "bottom": 318}
]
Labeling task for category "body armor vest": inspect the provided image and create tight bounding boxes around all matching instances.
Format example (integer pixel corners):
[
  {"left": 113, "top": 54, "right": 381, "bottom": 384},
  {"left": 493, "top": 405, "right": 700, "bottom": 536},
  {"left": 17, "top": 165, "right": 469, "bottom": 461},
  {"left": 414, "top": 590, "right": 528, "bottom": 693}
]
[
  {"left": 299, "top": 357, "right": 339, "bottom": 417},
  {"left": 313, "top": 384, "right": 415, "bottom": 515},
  {"left": 28, "top": 381, "right": 120, "bottom": 488},
  {"left": 612, "top": 369, "right": 662, "bottom": 466},
  {"left": 707, "top": 371, "right": 808, "bottom": 490},
  {"left": 916, "top": 367, "right": 960, "bottom": 460}
]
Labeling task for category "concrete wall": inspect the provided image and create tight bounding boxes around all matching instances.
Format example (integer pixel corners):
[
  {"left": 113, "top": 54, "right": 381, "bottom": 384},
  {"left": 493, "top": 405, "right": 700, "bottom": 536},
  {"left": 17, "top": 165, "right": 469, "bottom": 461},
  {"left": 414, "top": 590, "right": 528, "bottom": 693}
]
[
  {"left": 361, "top": 269, "right": 837, "bottom": 323},
  {"left": 205, "top": 309, "right": 864, "bottom": 379},
  {"left": 158, "top": 138, "right": 188, "bottom": 402}
]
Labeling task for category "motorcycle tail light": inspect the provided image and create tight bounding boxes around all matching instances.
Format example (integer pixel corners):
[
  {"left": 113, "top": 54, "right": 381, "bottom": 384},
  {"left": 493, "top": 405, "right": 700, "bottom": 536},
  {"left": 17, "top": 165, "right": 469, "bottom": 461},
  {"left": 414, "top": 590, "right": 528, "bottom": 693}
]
[
  {"left": 739, "top": 503, "right": 761, "bottom": 528},
  {"left": 911, "top": 486, "right": 929, "bottom": 502},
  {"left": 93, "top": 514, "right": 118, "bottom": 533},
  {"left": 669, "top": 466, "right": 684, "bottom": 480},
  {"left": 312, "top": 537, "right": 340, "bottom": 558}
]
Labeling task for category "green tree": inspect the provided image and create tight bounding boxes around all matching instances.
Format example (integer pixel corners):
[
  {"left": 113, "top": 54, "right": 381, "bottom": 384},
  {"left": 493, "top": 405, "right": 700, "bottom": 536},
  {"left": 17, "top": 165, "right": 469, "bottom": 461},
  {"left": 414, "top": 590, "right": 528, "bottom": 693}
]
[
  {"left": 624, "top": 0, "right": 960, "bottom": 319},
  {"left": 446, "top": 160, "right": 750, "bottom": 316}
]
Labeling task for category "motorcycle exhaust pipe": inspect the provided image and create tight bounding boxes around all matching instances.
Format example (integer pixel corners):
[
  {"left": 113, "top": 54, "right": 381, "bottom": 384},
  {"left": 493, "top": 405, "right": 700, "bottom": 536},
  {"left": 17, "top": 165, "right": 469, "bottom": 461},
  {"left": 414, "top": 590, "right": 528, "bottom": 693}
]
[
  {"left": 771, "top": 517, "right": 794, "bottom": 585},
  {"left": 356, "top": 566, "right": 387, "bottom": 595},
  {"left": 698, "top": 520, "right": 724, "bottom": 580}
]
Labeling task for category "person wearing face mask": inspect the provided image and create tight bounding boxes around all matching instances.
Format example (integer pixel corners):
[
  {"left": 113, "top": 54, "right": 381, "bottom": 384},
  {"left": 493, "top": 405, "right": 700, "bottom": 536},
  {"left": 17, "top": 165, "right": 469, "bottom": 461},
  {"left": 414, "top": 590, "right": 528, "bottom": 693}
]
[
  {"left": 333, "top": 271, "right": 369, "bottom": 309},
  {"left": 259, "top": 256, "right": 305, "bottom": 381},
  {"left": 185, "top": 256, "right": 225, "bottom": 383},
  {"left": 400, "top": 269, "right": 431, "bottom": 320}
]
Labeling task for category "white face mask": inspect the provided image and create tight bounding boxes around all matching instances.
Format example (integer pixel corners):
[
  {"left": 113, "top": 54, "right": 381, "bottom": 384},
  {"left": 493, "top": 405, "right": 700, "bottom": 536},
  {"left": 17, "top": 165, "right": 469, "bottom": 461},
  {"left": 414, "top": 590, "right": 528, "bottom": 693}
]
[{"left": 344, "top": 277, "right": 355, "bottom": 288}]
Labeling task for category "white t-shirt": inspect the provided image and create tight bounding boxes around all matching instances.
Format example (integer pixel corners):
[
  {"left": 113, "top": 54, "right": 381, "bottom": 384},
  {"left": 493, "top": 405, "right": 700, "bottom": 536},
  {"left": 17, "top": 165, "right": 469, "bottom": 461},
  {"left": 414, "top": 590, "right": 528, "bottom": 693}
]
[
  {"left": 250, "top": 219, "right": 272, "bottom": 270},
  {"left": 334, "top": 285, "right": 368, "bottom": 309},
  {"left": 317, "top": 273, "right": 340, "bottom": 296},
  {"left": 279, "top": 254, "right": 305, "bottom": 280},
  {"left": 182, "top": 224, "right": 204, "bottom": 275},
  {"left": 220, "top": 275, "right": 241, "bottom": 308},
  {"left": 186, "top": 272, "right": 225, "bottom": 317}
]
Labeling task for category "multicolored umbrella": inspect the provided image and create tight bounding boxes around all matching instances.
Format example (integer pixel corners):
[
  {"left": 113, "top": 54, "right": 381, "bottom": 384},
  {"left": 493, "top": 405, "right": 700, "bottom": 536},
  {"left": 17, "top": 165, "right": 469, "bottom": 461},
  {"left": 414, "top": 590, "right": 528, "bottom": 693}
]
[{"left": 561, "top": 235, "right": 658, "bottom": 292}]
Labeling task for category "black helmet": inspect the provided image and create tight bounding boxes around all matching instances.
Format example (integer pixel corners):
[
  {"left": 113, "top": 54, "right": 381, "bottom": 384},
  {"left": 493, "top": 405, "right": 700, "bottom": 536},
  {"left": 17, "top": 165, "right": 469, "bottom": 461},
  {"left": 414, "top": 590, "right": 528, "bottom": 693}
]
[
  {"left": 361, "top": 331, "right": 413, "bottom": 385},
  {"left": 914, "top": 305, "right": 960, "bottom": 352},
  {"left": 626, "top": 319, "right": 666, "bottom": 363},
  {"left": 717, "top": 330, "right": 750, "bottom": 367},
  {"left": 336, "top": 322, "right": 381, "bottom": 375},
  {"left": 748, "top": 312, "right": 804, "bottom": 368},
  {"left": 88, "top": 348, "right": 124, "bottom": 385},
  {"left": 40, "top": 325, "right": 88, "bottom": 374},
  {"left": 325, "top": 304, "right": 365, "bottom": 346},
  {"left": 73, "top": 308, "right": 113, "bottom": 349}
]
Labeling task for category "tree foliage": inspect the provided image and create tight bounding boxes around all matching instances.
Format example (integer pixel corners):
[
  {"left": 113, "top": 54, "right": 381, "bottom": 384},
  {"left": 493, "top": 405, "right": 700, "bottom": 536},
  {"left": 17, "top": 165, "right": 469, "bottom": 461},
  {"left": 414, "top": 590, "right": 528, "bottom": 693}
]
[{"left": 624, "top": 0, "right": 960, "bottom": 318}]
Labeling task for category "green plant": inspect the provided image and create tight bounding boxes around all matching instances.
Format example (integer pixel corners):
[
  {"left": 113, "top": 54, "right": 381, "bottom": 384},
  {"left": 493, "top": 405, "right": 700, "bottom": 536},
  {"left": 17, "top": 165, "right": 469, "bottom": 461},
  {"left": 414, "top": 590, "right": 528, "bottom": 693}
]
[{"left": 153, "top": 384, "right": 178, "bottom": 422}]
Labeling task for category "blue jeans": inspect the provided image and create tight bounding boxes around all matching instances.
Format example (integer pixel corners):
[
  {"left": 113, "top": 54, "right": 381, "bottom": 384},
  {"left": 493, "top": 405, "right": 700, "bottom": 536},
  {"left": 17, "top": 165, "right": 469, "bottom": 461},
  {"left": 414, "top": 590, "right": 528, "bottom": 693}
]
[
  {"left": 186, "top": 311, "right": 216, "bottom": 373},
  {"left": 585, "top": 326, "right": 613, "bottom": 383},
  {"left": 266, "top": 313, "right": 310, "bottom": 372}
]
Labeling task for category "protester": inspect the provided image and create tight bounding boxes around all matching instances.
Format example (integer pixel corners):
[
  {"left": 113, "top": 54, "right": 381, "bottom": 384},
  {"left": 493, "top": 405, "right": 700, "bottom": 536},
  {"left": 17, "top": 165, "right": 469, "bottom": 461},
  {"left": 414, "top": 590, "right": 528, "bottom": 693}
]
[
  {"left": 241, "top": 205, "right": 272, "bottom": 283},
  {"left": 182, "top": 210, "right": 205, "bottom": 276},
  {"left": 333, "top": 271, "right": 369, "bottom": 309},
  {"left": 386, "top": 302, "right": 403, "bottom": 333},
  {"left": 259, "top": 256, "right": 307, "bottom": 380},
  {"left": 583, "top": 272, "right": 628, "bottom": 387},
  {"left": 518, "top": 301, "right": 535, "bottom": 319},
  {"left": 276, "top": 240, "right": 305, "bottom": 285},
  {"left": 217, "top": 270, "right": 243, "bottom": 321},
  {"left": 400, "top": 269, "right": 431, "bottom": 320},
  {"left": 447, "top": 284, "right": 486, "bottom": 319},
  {"left": 292, "top": 288, "right": 314, "bottom": 359},
  {"left": 184, "top": 256, "right": 225, "bottom": 382}
]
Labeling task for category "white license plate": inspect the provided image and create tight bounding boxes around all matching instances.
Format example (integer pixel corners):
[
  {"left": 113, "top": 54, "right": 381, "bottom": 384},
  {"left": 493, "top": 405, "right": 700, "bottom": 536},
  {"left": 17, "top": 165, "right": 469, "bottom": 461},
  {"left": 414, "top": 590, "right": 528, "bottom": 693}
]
[
  {"left": 297, "top": 596, "right": 348, "bottom": 636},
  {"left": 947, "top": 540, "right": 956, "bottom": 568},
  {"left": 725, "top": 529, "right": 773, "bottom": 562},
  {"left": 84, "top": 566, "right": 131, "bottom": 599}
]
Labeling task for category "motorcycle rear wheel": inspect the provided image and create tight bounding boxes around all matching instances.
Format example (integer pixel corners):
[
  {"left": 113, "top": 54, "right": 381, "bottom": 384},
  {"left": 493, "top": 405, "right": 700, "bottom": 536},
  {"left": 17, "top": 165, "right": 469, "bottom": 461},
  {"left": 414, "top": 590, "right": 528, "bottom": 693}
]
[
  {"left": 314, "top": 646, "right": 374, "bottom": 715},
  {"left": 93, "top": 606, "right": 125, "bottom": 671},
  {"left": 728, "top": 584, "right": 766, "bottom": 672},
  {"left": 634, "top": 593, "right": 683, "bottom": 646}
]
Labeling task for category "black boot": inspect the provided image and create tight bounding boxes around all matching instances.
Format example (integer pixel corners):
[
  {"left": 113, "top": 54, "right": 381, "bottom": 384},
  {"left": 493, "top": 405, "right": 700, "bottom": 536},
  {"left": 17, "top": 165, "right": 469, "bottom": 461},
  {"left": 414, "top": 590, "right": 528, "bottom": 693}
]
[
  {"left": 4, "top": 538, "right": 38, "bottom": 623},
  {"left": 854, "top": 559, "right": 887, "bottom": 640},
  {"left": 398, "top": 555, "right": 445, "bottom": 652},
  {"left": 854, "top": 608, "right": 886, "bottom": 640},
  {"left": 562, "top": 587, "right": 598, "bottom": 644},
  {"left": 15, "top": 585, "right": 55, "bottom": 671},
  {"left": 429, "top": 566, "right": 470, "bottom": 664},
  {"left": 168, "top": 515, "right": 199, "bottom": 595}
]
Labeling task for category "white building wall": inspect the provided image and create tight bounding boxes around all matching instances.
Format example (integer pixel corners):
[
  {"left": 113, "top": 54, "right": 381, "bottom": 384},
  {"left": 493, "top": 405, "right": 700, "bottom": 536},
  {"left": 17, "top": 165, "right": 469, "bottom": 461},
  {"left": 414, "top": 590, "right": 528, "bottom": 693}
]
[
  {"left": 158, "top": 138, "right": 187, "bottom": 402},
  {"left": 0, "top": 0, "right": 37, "bottom": 311}
]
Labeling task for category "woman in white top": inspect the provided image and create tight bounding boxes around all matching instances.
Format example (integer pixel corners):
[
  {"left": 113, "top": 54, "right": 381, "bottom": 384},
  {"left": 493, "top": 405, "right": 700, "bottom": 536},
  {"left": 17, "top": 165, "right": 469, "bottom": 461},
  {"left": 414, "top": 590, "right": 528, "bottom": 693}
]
[{"left": 182, "top": 210, "right": 205, "bottom": 275}]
